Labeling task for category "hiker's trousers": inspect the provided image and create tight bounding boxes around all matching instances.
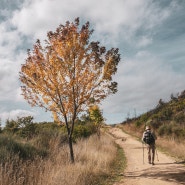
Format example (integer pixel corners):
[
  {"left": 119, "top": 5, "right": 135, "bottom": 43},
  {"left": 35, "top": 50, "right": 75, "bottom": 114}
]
[{"left": 147, "top": 143, "right": 155, "bottom": 163}]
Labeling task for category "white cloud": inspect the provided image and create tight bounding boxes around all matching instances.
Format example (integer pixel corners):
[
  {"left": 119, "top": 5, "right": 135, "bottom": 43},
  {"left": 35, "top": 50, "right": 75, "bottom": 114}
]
[
  {"left": 0, "top": 61, "right": 18, "bottom": 100},
  {"left": 11, "top": 0, "right": 78, "bottom": 40},
  {"left": 15, "top": 87, "right": 25, "bottom": 102},
  {"left": 0, "top": 23, "right": 21, "bottom": 58},
  {"left": 102, "top": 51, "right": 185, "bottom": 118},
  {"left": 0, "top": 109, "right": 36, "bottom": 124},
  {"left": 0, "top": 50, "right": 26, "bottom": 101},
  {"left": 137, "top": 36, "right": 153, "bottom": 47},
  {"left": 10, "top": 0, "right": 178, "bottom": 44}
]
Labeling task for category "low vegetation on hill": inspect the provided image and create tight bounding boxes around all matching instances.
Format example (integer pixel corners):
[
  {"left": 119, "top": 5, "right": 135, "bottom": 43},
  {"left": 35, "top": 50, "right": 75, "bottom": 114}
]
[{"left": 119, "top": 90, "right": 185, "bottom": 160}]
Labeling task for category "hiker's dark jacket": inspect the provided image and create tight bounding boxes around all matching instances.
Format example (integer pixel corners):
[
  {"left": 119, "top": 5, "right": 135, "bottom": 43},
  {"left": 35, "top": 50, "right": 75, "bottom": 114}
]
[{"left": 142, "top": 129, "right": 157, "bottom": 144}]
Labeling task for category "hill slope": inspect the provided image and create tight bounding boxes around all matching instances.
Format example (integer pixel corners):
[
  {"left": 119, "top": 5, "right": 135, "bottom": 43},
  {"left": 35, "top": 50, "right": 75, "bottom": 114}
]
[{"left": 122, "top": 90, "right": 185, "bottom": 140}]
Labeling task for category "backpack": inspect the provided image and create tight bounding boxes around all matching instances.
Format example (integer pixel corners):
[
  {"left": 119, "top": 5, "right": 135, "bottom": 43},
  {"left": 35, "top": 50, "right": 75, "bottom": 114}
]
[{"left": 143, "top": 130, "right": 155, "bottom": 145}]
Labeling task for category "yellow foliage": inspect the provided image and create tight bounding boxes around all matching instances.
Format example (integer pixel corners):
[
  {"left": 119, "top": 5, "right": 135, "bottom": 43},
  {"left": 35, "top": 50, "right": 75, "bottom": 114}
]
[
  {"left": 19, "top": 18, "right": 120, "bottom": 125},
  {"left": 52, "top": 111, "right": 60, "bottom": 123}
]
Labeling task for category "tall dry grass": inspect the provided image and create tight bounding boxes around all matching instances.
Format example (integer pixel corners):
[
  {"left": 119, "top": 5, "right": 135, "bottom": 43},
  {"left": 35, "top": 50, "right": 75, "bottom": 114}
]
[
  {"left": 156, "top": 138, "right": 185, "bottom": 161},
  {"left": 0, "top": 133, "right": 116, "bottom": 185}
]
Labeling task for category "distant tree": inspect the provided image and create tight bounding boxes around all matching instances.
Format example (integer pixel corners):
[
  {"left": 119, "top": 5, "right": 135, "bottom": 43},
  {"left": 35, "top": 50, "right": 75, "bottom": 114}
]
[
  {"left": 156, "top": 99, "right": 165, "bottom": 108},
  {"left": 4, "top": 119, "right": 19, "bottom": 134},
  {"left": 178, "top": 90, "right": 185, "bottom": 99},
  {"left": 170, "top": 93, "right": 177, "bottom": 101},
  {"left": 89, "top": 105, "right": 104, "bottom": 137},
  {"left": 17, "top": 116, "right": 37, "bottom": 139},
  {"left": 126, "top": 112, "right": 131, "bottom": 122},
  {"left": 17, "top": 116, "right": 34, "bottom": 127},
  {"left": 19, "top": 18, "right": 120, "bottom": 163}
]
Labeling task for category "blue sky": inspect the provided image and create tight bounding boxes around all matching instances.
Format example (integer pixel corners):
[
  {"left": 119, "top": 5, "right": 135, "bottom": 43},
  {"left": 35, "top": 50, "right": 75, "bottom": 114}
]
[{"left": 0, "top": 0, "right": 185, "bottom": 125}]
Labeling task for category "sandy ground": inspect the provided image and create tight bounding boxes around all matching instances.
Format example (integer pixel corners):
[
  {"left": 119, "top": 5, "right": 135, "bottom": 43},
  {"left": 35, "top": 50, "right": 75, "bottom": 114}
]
[{"left": 109, "top": 127, "right": 185, "bottom": 185}]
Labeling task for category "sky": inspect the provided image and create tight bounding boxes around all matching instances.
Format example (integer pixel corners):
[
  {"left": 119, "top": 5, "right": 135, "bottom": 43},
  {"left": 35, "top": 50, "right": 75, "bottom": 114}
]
[{"left": 0, "top": 0, "right": 185, "bottom": 125}]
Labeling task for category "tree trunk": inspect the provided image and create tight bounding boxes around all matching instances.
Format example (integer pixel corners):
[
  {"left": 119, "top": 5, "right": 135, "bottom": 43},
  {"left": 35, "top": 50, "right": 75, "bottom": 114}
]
[
  {"left": 97, "top": 126, "right": 101, "bottom": 138},
  {"left": 68, "top": 135, "right": 75, "bottom": 163}
]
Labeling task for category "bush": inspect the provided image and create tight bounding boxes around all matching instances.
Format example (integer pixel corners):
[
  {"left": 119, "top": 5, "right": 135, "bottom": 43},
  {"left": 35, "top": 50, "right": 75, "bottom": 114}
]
[
  {"left": 0, "top": 134, "right": 47, "bottom": 163},
  {"left": 172, "top": 127, "right": 185, "bottom": 138},
  {"left": 158, "top": 125, "right": 166, "bottom": 136},
  {"left": 18, "top": 123, "right": 38, "bottom": 139},
  {"left": 73, "top": 123, "right": 96, "bottom": 141},
  {"left": 134, "top": 121, "right": 142, "bottom": 127},
  {"left": 174, "top": 103, "right": 185, "bottom": 112},
  {"left": 3, "top": 119, "right": 19, "bottom": 134},
  {"left": 156, "top": 108, "right": 173, "bottom": 121},
  {"left": 139, "top": 114, "right": 148, "bottom": 122},
  {"left": 158, "top": 122, "right": 185, "bottom": 140},
  {"left": 150, "top": 119, "right": 161, "bottom": 129},
  {"left": 158, "top": 124, "right": 173, "bottom": 136},
  {"left": 174, "top": 112, "right": 185, "bottom": 124}
]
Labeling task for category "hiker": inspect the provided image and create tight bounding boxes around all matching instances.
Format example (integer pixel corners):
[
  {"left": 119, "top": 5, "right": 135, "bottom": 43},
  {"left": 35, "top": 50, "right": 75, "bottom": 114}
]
[{"left": 142, "top": 125, "right": 157, "bottom": 165}]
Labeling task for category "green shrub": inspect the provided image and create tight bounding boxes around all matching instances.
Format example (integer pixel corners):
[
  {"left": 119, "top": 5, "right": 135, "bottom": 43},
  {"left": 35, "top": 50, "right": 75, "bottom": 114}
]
[
  {"left": 4, "top": 119, "right": 19, "bottom": 134},
  {"left": 172, "top": 126, "right": 185, "bottom": 139},
  {"left": 157, "top": 108, "right": 173, "bottom": 121},
  {"left": 174, "top": 112, "right": 185, "bottom": 123},
  {"left": 150, "top": 119, "right": 161, "bottom": 129},
  {"left": 158, "top": 125, "right": 166, "bottom": 136},
  {"left": 139, "top": 114, "right": 148, "bottom": 122},
  {"left": 73, "top": 123, "right": 96, "bottom": 141},
  {"left": 0, "top": 134, "right": 47, "bottom": 163},
  {"left": 150, "top": 114, "right": 160, "bottom": 121},
  {"left": 158, "top": 124, "right": 173, "bottom": 136},
  {"left": 18, "top": 123, "right": 38, "bottom": 139},
  {"left": 158, "top": 122, "right": 185, "bottom": 140},
  {"left": 175, "top": 103, "right": 185, "bottom": 112},
  {"left": 134, "top": 120, "right": 142, "bottom": 127}
]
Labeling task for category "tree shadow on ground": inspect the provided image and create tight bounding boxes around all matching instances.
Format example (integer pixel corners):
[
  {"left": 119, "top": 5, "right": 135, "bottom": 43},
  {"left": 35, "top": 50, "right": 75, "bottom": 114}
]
[
  {"left": 176, "top": 160, "right": 185, "bottom": 164},
  {"left": 124, "top": 164, "right": 185, "bottom": 185}
]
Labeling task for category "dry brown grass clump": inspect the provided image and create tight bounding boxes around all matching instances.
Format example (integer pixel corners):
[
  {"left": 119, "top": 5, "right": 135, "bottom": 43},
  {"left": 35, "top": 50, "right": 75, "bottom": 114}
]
[
  {"left": 157, "top": 138, "right": 185, "bottom": 161},
  {"left": 0, "top": 133, "right": 116, "bottom": 185}
]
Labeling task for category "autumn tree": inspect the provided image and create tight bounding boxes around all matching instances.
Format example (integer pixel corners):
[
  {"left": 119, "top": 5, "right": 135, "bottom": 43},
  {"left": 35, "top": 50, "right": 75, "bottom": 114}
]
[
  {"left": 19, "top": 18, "right": 120, "bottom": 163},
  {"left": 89, "top": 105, "right": 104, "bottom": 137}
]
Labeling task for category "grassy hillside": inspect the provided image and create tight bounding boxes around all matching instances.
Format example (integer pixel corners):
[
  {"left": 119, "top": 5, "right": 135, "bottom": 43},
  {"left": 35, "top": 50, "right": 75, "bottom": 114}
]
[{"left": 119, "top": 90, "right": 185, "bottom": 160}]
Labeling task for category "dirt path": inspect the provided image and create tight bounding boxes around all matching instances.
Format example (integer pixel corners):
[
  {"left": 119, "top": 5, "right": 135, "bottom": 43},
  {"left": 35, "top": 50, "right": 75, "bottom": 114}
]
[{"left": 109, "top": 127, "right": 185, "bottom": 185}]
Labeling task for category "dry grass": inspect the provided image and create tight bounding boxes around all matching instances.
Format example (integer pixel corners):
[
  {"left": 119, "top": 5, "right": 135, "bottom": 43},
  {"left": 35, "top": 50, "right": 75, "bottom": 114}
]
[
  {"left": 157, "top": 138, "right": 185, "bottom": 161},
  {"left": 118, "top": 123, "right": 143, "bottom": 138},
  {"left": 0, "top": 133, "right": 117, "bottom": 185}
]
